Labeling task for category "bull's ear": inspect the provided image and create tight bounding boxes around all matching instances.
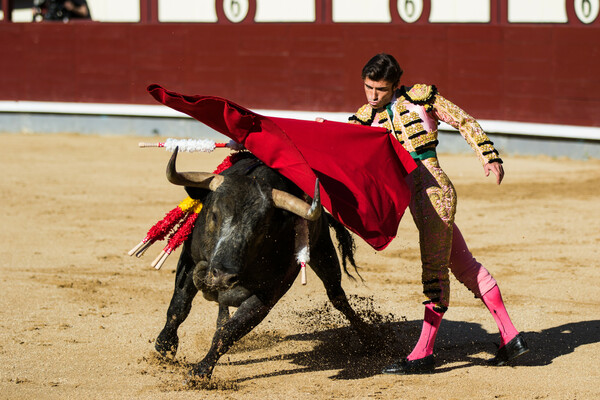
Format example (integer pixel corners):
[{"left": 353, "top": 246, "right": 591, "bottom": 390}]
[{"left": 185, "top": 186, "right": 210, "bottom": 201}]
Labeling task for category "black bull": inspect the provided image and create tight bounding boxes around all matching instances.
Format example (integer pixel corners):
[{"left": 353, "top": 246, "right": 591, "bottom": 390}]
[{"left": 155, "top": 149, "right": 372, "bottom": 379}]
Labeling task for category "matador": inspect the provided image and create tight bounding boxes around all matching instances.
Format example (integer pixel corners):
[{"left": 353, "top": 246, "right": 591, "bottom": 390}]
[{"left": 349, "top": 53, "right": 529, "bottom": 374}]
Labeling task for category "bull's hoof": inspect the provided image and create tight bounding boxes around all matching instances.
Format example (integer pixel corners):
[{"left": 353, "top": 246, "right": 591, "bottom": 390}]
[
  {"left": 188, "top": 362, "right": 214, "bottom": 381},
  {"left": 155, "top": 332, "right": 179, "bottom": 358}
]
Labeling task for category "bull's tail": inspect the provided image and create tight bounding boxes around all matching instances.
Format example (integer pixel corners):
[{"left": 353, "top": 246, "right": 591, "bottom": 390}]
[{"left": 326, "top": 215, "right": 363, "bottom": 282}]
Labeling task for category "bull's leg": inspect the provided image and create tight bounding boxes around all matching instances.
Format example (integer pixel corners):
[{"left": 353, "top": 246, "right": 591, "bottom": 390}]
[
  {"left": 155, "top": 242, "right": 198, "bottom": 358},
  {"left": 309, "top": 235, "right": 372, "bottom": 338},
  {"left": 216, "top": 304, "right": 230, "bottom": 329},
  {"left": 190, "top": 294, "right": 271, "bottom": 379}
]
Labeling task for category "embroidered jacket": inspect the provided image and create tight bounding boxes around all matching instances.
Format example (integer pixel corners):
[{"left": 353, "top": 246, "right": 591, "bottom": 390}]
[{"left": 349, "top": 84, "right": 502, "bottom": 165}]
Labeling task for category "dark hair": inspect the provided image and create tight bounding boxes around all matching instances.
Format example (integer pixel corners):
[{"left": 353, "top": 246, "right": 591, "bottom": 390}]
[{"left": 361, "top": 53, "right": 403, "bottom": 85}]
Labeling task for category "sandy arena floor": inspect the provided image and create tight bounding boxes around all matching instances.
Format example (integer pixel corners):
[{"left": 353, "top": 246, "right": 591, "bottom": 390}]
[{"left": 1, "top": 133, "right": 599, "bottom": 399}]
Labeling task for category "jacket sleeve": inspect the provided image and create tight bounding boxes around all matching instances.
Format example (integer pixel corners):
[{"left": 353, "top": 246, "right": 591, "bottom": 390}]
[{"left": 431, "top": 94, "right": 502, "bottom": 165}]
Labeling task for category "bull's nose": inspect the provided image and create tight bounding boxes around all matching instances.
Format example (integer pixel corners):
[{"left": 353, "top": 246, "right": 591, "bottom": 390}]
[{"left": 207, "top": 269, "right": 239, "bottom": 289}]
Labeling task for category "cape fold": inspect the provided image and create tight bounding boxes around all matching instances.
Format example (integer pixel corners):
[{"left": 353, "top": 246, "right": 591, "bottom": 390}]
[{"left": 148, "top": 84, "right": 416, "bottom": 250}]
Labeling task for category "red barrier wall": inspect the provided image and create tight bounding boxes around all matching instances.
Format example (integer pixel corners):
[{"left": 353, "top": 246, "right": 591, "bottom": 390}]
[{"left": 1, "top": 22, "right": 599, "bottom": 126}]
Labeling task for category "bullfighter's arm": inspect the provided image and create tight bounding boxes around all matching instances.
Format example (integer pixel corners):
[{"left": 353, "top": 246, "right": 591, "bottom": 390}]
[{"left": 431, "top": 94, "right": 504, "bottom": 184}]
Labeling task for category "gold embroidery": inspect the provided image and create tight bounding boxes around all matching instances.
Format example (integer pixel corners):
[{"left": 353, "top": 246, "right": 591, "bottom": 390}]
[
  {"left": 400, "top": 111, "right": 421, "bottom": 126},
  {"left": 375, "top": 110, "right": 389, "bottom": 123},
  {"left": 353, "top": 104, "right": 374, "bottom": 124},
  {"left": 407, "top": 84, "right": 434, "bottom": 103},
  {"left": 433, "top": 95, "right": 501, "bottom": 165},
  {"left": 378, "top": 112, "right": 394, "bottom": 133},
  {"left": 405, "top": 123, "right": 425, "bottom": 138},
  {"left": 411, "top": 130, "right": 438, "bottom": 149},
  {"left": 390, "top": 99, "right": 439, "bottom": 153},
  {"left": 411, "top": 157, "right": 456, "bottom": 308}
]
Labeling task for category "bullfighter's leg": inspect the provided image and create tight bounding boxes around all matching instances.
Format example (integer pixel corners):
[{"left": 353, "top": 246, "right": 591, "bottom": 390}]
[
  {"left": 155, "top": 241, "right": 198, "bottom": 358},
  {"left": 382, "top": 161, "right": 453, "bottom": 374},
  {"left": 190, "top": 294, "right": 272, "bottom": 379},
  {"left": 309, "top": 231, "right": 371, "bottom": 338},
  {"left": 449, "top": 225, "right": 527, "bottom": 364}
]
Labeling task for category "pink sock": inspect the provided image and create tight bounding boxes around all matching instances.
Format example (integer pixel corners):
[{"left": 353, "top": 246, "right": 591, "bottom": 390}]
[
  {"left": 406, "top": 303, "right": 444, "bottom": 361},
  {"left": 481, "top": 285, "right": 519, "bottom": 346}
]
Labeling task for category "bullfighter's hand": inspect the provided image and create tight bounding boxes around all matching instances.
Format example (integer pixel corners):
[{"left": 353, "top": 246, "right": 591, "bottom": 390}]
[{"left": 484, "top": 162, "right": 504, "bottom": 185}]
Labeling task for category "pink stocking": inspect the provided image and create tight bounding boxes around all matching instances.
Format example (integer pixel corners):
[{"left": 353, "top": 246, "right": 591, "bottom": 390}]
[
  {"left": 407, "top": 303, "right": 445, "bottom": 360},
  {"left": 481, "top": 285, "right": 519, "bottom": 346}
]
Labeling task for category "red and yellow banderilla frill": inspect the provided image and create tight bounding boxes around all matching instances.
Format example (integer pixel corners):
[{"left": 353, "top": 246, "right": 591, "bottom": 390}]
[
  {"left": 128, "top": 152, "right": 247, "bottom": 270},
  {"left": 128, "top": 197, "right": 203, "bottom": 269}
]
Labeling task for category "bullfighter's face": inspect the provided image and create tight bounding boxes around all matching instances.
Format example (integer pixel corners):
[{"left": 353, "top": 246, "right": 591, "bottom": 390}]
[{"left": 363, "top": 77, "right": 397, "bottom": 112}]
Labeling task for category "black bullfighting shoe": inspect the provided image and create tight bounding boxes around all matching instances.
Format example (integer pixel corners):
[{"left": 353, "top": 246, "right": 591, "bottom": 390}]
[
  {"left": 489, "top": 333, "right": 529, "bottom": 366},
  {"left": 381, "top": 355, "right": 435, "bottom": 375}
]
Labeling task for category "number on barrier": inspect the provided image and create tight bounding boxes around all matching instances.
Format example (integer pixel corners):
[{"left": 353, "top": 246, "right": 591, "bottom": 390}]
[
  {"left": 397, "top": 0, "right": 423, "bottom": 23},
  {"left": 574, "top": 0, "right": 599, "bottom": 23},
  {"left": 224, "top": 0, "right": 249, "bottom": 23}
]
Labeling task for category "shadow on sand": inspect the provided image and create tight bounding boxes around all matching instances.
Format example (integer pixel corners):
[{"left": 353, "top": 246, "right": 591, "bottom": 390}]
[{"left": 226, "top": 319, "right": 600, "bottom": 382}]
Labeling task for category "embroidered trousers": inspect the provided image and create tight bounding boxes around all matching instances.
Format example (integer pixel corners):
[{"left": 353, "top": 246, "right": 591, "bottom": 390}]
[{"left": 406, "top": 158, "right": 497, "bottom": 309}]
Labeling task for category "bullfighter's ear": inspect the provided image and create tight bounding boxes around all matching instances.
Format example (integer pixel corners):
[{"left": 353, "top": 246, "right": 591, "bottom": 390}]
[{"left": 185, "top": 186, "right": 210, "bottom": 201}]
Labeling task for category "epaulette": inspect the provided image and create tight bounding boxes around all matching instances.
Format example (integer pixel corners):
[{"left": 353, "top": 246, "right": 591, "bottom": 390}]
[
  {"left": 404, "top": 84, "right": 438, "bottom": 105},
  {"left": 348, "top": 104, "right": 375, "bottom": 125}
]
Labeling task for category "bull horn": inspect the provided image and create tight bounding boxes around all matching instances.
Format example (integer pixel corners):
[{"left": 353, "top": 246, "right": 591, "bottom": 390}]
[
  {"left": 166, "top": 147, "right": 224, "bottom": 190},
  {"left": 272, "top": 178, "right": 321, "bottom": 221}
]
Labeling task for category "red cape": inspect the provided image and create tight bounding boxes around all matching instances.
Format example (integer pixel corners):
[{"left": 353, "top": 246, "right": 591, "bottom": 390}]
[{"left": 148, "top": 84, "right": 416, "bottom": 250}]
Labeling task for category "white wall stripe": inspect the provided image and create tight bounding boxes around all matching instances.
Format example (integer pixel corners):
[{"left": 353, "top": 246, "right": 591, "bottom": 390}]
[{"left": 1, "top": 100, "right": 598, "bottom": 141}]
